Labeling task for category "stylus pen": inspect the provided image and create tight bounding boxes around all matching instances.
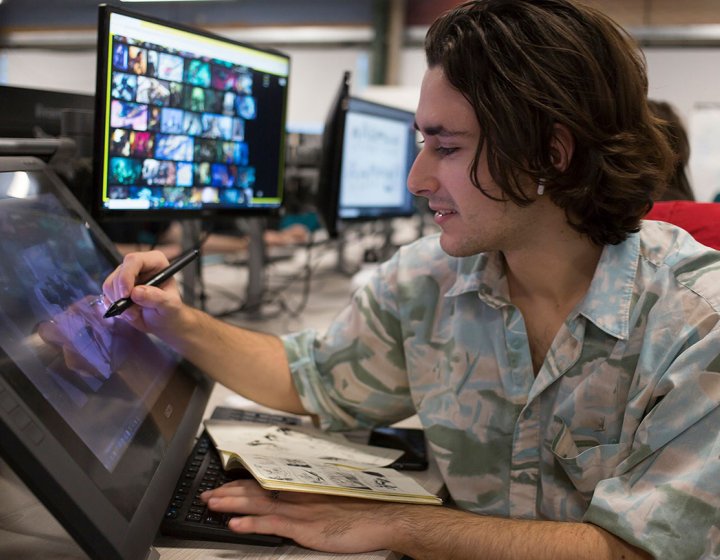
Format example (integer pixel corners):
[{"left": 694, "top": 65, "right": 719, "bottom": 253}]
[{"left": 103, "top": 248, "right": 200, "bottom": 319}]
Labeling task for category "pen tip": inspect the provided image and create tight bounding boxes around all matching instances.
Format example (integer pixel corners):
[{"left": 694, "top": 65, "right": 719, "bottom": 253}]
[{"left": 103, "top": 304, "right": 119, "bottom": 319}]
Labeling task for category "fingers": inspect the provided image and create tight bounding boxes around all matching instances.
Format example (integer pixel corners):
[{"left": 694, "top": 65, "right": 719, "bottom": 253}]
[
  {"left": 102, "top": 251, "right": 184, "bottom": 328},
  {"left": 203, "top": 479, "right": 349, "bottom": 508},
  {"left": 226, "top": 513, "right": 295, "bottom": 540},
  {"left": 103, "top": 250, "right": 170, "bottom": 302},
  {"left": 202, "top": 480, "right": 281, "bottom": 515},
  {"left": 200, "top": 482, "right": 321, "bottom": 544},
  {"left": 201, "top": 481, "right": 325, "bottom": 524},
  {"left": 201, "top": 480, "right": 398, "bottom": 553},
  {"left": 202, "top": 480, "right": 361, "bottom": 524}
]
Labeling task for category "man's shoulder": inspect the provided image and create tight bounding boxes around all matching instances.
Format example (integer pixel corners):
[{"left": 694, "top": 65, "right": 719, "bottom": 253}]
[
  {"left": 640, "top": 219, "right": 720, "bottom": 268},
  {"left": 639, "top": 220, "right": 720, "bottom": 308},
  {"left": 645, "top": 201, "right": 720, "bottom": 250}
]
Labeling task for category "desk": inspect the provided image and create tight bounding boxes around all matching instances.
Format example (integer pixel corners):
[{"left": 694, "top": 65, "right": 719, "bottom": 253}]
[{"left": 0, "top": 385, "right": 443, "bottom": 560}]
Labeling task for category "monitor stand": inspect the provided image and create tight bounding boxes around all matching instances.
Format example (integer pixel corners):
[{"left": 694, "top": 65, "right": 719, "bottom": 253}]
[
  {"left": 180, "top": 220, "right": 204, "bottom": 309},
  {"left": 180, "top": 218, "right": 268, "bottom": 317},
  {"left": 335, "top": 219, "right": 396, "bottom": 275},
  {"left": 242, "top": 217, "right": 267, "bottom": 316}
]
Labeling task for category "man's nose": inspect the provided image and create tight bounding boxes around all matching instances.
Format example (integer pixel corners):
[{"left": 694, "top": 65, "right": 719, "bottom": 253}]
[{"left": 407, "top": 147, "right": 437, "bottom": 198}]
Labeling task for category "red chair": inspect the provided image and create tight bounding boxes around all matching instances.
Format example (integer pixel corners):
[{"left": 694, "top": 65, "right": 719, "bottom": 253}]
[{"left": 645, "top": 201, "right": 720, "bottom": 250}]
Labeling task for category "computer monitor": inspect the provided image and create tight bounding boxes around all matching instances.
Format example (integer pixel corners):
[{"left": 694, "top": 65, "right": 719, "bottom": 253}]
[
  {"left": 317, "top": 73, "right": 418, "bottom": 239},
  {"left": 93, "top": 5, "right": 290, "bottom": 222},
  {"left": 0, "top": 86, "right": 97, "bottom": 210},
  {"left": 0, "top": 85, "right": 95, "bottom": 140}
]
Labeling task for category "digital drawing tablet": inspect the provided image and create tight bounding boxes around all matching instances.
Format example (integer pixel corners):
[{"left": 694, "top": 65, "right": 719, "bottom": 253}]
[{"left": 0, "top": 155, "right": 218, "bottom": 560}]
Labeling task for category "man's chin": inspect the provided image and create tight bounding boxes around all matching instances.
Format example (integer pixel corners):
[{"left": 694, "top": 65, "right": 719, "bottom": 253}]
[{"left": 438, "top": 235, "right": 483, "bottom": 258}]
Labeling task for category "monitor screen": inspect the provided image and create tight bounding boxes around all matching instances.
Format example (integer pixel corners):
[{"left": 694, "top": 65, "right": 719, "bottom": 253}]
[
  {"left": 0, "top": 156, "right": 212, "bottom": 559},
  {"left": 317, "top": 73, "right": 418, "bottom": 238},
  {"left": 93, "top": 5, "right": 290, "bottom": 221}
]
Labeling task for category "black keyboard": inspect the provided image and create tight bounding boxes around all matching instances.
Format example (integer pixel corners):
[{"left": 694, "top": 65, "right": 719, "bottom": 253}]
[
  {"left": 210, "top": 406, "right": 301, "bottom": 425},
  {"left": 159, "top": 409, "right": 296, "bottom": 546}
]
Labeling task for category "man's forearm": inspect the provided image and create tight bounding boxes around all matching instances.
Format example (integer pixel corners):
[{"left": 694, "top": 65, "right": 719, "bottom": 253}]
[
  {"left": 387, "top": 506, "right": 652, "bottom": 560},
  {"left": 164, "top": 305, "right": 307, "bottom": 414}
]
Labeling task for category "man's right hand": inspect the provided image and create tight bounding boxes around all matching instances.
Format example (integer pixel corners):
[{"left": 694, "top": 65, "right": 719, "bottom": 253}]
[
  {"left": 103, "top": 249, "right": 307, "bottom": 416},
  {"left": 102, "top": 250, "right": 185, "bottom": 336}
]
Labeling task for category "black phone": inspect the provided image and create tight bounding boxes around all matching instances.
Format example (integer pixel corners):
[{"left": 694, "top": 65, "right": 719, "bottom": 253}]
[{"left": 368, "top": 426, "right": 428, "bottom": 471}]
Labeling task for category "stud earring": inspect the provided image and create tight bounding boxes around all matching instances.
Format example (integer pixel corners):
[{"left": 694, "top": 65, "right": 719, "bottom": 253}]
[{"left": 537, "top": 179, "right": 545, "bottom": 196}]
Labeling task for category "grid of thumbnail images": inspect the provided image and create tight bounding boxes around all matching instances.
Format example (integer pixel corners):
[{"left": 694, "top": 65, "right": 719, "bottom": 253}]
[{"left": 105, "top": 36, "right": 269, "bottom": 210}]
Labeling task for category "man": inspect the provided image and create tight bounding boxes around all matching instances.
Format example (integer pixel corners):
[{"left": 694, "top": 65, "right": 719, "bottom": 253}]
[{"left": 103, "top": 1, "right": 720, "bottom": 558}]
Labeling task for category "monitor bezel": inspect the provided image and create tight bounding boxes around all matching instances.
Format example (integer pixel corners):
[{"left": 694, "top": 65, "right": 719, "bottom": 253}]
[
  {"left": 316, "top": 71, "right": 350, "bottom": 239},
  {"left": 92, "top": 3, "right": 291, "bottom": 223},
  {"left": 0, "top": 155, "right": 214, "bottom": 560}
]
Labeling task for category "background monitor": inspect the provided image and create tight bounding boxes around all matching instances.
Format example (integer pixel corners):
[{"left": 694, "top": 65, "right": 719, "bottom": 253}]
[
  {"left": 0, "top": 85, "right": 95, "bottom": 140},
  {"left": 0, "top": 85, "right": 96, "bottom": 211},
  {"left": 93, "top": 5, "right": 290, "bottom": 222},
  {"left": 317, "top": 72, "right": 418, "bottom": 239}
]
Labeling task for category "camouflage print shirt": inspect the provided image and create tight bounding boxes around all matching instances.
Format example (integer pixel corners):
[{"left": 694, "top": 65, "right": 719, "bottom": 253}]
[{"left": 282, "top": 220, "right": 720, "bottom": 559}]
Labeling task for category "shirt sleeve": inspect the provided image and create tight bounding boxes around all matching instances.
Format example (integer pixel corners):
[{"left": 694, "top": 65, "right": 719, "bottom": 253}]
[
  {"left": 583, "top": 327, "right": 720, "bottom": 560},
  {"left": 281, "top": 255, "right": 416, "bottom": 431}
]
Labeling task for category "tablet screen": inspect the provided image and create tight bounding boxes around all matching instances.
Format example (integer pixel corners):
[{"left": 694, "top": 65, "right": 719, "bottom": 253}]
[{"left": 0, "top": 162, "right": 198, "bottom": 521}]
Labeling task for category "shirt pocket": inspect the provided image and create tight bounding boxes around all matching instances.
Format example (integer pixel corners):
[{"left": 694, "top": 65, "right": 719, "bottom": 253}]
[{"left": 551, "top": 419, "right": 631, "bottom": 494}]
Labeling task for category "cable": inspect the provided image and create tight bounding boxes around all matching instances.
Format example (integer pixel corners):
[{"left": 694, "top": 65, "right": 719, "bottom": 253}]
[
  {"left": 208, "top": 233, "right": 329, "bottom": 320},
  {"left": 269, "top": 230, "right": 316, "bottom": 317}
]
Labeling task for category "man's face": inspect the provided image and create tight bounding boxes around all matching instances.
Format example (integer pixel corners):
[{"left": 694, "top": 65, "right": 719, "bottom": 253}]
[{"left": 409, "top": 66, "right": 535, "bottom": 257}]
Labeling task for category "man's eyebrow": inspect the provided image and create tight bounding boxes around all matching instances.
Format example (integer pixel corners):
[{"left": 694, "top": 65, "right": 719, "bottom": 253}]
[{"left": 413, "top": 121, "right": 471, "bottom": 137}]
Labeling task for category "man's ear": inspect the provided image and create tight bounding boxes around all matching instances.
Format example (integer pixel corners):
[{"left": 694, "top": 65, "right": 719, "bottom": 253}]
[{"left": 550, "top": 123, "right": 574, "bottom": 172}]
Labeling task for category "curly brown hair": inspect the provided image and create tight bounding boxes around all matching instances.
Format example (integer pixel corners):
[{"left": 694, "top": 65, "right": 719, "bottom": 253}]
[{"left": 425, "top": 0, "right": 674, "bottom": 245}]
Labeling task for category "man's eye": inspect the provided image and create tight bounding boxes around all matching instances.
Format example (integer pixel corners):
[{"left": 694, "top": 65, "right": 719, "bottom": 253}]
[{"left": 436, "top": 146, "right": 458, "bottom": 156}]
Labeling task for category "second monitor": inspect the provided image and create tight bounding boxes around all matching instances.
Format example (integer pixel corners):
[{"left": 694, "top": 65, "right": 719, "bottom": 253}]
[{"left": 318, "top": 73, "right": 418, "bottom": 239}]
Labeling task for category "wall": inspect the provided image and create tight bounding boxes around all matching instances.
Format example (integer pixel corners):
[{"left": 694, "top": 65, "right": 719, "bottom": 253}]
[
  {"left": 3, "top": 3, "right": 720, "bottom": 200},
  {"left": 404, "top": 0, "right": 720, "bottom": 26}
]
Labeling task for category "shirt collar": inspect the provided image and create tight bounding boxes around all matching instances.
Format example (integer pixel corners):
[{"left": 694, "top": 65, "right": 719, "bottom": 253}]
[
  {"left": 443, "top": 233, "right": 640, "bottom": 341},
  {"left": 445, "top": 251, "right": 510, "bottom": 308},
  {"left": 576, "top": 232, "right": 639, "bottom": 340}
]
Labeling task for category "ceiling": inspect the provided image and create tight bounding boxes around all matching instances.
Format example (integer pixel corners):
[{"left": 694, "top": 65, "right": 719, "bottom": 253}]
[
  {"left": 4, "top": 0, "right": 720, "bottom": 50},
  {"left": 0, "top": 0, "right": 380, "bottom": 31}
]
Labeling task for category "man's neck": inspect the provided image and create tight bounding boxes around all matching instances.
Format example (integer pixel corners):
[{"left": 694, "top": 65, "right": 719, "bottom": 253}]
[
  {"left": 503, "top": 228, "right": 603, "bottom": 309},
  {"left": 502, "top": 225, "right": 603, "bottom": 374}
]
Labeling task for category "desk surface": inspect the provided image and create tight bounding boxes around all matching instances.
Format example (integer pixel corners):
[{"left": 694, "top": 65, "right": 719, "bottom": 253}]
[{"left": 0, "top": 386, "right": 441, "bottom": 560}]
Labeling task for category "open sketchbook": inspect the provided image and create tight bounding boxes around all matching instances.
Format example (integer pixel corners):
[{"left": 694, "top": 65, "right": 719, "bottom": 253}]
[{"left": 204, "top": 419, "right": 443, "bottom": 505}]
